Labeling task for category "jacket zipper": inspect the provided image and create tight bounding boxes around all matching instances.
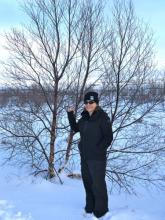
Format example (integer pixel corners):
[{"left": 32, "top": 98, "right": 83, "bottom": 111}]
[{"left": 82, "top": 120, "right": 89, "bottom": 157}]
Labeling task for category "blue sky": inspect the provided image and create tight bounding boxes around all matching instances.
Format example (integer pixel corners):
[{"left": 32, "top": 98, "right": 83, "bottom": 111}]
[
  {"left": 0, "top": 0, "right": 23, "bottom": 27},
  {"left": 0, "top": 0, "right": 164, "bottom": 69},
  {"left": 133, "top": 0, "right": 165, "bottom": 69}
]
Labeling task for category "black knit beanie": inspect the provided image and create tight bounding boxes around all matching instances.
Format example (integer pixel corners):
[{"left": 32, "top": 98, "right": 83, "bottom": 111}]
[{"left": 84, "top": 91, "right": 99, "bottom": 104}]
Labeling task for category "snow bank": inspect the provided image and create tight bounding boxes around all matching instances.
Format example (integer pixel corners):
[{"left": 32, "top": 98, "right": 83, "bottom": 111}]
[
  {"left": 0, "top": 168, "right": 164, "bottom": 220},
  {"left": 0, "top": 200, "right": 32, "bottom": 220}
]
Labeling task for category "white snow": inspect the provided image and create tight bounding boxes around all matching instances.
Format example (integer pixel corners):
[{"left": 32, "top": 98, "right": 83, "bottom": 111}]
[
  {"left": 0, "top": 200, "right": 32, "bottom": 220},
  {"left": 0, "top": 105, "right": 165, "bottom": 220},
  {"left": 0, "top": 162, "right": 165, "bottom": 220}
]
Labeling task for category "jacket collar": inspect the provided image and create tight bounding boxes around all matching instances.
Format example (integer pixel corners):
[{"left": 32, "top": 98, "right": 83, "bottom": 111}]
[{"left": 81, "top": 105, "right": 103, "bottom": 121}]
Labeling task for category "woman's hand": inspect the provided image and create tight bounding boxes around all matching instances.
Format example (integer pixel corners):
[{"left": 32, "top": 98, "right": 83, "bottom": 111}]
[
  {"left": 67, "top": 106, "right": 79, "bottom": 133},
  {"left": 67, "top": 106, "right": 75, "bottom": 113}
]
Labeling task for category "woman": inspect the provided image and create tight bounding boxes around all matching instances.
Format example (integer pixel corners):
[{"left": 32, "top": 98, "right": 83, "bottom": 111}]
[{"left": 67, "top": 91, "right": 113, "bottom": 220}]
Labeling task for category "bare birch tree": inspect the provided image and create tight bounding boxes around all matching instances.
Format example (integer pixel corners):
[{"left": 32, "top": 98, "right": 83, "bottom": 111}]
[
  {"left": 0, "top": 0, "right": 106, "bottom": 180},
  {"left": 0, "top": 0, "right": 164, "bottom": 192},
  {"left": 98, "top": 0, "right": 165, "bottom": 192}
]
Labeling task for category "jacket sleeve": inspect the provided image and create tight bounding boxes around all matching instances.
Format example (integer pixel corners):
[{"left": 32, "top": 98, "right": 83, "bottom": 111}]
[
  {"left": 67, "top": 111, "right": 80, "bottom": 133},
  {"left": 98, "top": 115, "right": 113, "bottom": 149}
]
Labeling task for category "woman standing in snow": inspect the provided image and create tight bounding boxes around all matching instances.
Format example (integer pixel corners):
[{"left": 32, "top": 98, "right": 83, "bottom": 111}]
[{"left": 67, "top": 91, "right": 113, "bottom": 220}]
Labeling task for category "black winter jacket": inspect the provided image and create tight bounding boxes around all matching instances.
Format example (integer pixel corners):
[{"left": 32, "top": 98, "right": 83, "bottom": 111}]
[{"left": 67, "top": 106, "right": 113, "bottom": 161}]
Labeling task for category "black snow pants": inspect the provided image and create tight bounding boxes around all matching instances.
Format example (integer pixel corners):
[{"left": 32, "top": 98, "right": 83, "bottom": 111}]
[{"left": 80, "top": 156, "right": 109, "bottom": 218}]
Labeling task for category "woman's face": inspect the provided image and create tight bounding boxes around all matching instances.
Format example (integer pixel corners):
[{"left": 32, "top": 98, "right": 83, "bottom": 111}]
[{"left": 84, "top": 101, "right": 97, "bottom": 113}]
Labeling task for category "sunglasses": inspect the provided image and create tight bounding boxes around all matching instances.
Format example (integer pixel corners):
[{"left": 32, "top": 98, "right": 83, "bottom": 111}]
[{"left": 84, "top": 100, "right": 95, "bottom": 105}]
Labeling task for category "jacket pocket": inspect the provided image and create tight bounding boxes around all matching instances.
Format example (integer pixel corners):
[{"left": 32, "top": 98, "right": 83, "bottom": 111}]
[{"left": 95, "top": 143, "right": 106, "bottom": 155}]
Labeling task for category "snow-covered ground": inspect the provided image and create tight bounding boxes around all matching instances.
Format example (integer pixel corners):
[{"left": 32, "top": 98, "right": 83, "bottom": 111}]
[
  {"left": 0, "top": 104, "right": 165, "bottom": 220},
  {"left": 0, "top": 162, "right": 165, "bottom": 220}
]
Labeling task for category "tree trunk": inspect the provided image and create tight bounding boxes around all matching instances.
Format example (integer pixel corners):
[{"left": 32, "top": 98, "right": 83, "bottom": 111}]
[{"left": 49, "top": 82, "right": 58, "bottom": 178}]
